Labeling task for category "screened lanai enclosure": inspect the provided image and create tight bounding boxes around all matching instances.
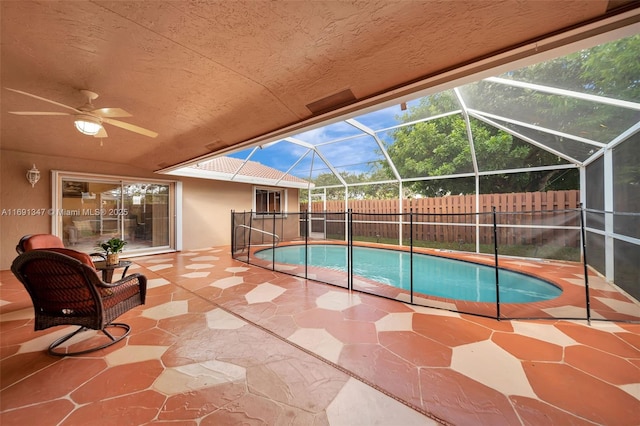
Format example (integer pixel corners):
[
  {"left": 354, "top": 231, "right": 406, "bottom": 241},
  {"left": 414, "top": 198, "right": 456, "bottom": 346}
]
[{"left": 172, "top": 34, "right": 640, "bottom": 322}]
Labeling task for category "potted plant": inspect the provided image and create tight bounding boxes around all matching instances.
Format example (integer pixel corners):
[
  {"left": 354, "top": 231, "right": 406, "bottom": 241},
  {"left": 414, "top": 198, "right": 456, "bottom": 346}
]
[{"left": 98, "top": 237, "right": 127, "bottom": 265}]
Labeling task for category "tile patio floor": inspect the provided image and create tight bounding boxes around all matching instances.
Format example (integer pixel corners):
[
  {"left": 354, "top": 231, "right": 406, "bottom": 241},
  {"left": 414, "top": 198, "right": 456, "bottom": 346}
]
[{"left": 1, "top": 247, "right": 639, "bottom": 425}]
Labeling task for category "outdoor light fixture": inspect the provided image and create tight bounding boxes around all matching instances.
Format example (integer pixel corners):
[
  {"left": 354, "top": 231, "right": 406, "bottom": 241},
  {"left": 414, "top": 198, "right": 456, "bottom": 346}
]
[
  {"left": 74, "top": 115, "right": 102, "bottom": 135},
  {"left": 26, "top": 164, "right": 40, "bottom": 187}
]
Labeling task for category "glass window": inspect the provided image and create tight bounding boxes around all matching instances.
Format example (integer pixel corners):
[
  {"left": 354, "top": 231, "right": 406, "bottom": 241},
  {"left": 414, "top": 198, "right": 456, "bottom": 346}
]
[
  {"left": 255, "top": 187, "right": 286, "bottom": 215},
  {"left": 54, "top": 173, "right": 176, "bottom": 255}
]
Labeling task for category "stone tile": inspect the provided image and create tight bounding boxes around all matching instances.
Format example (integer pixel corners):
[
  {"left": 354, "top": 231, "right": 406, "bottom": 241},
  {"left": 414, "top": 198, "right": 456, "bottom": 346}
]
[
  {"left": 343, "top": 303, "right": 388, "bottom": 322},
  {"left": 210, "top": 275, "right": 244, "bottom": 289},
  {"left": 142, "top": 300, "right": 190, "bottom": 320},
  {"left": 147, "top": 263, "right": 173, "bottom": 271},
  {"left": 16, "top": 326, "right": 77, "bottom": 354},
  {"left": 146, "top": 277, "right": 171, "bottom": 288},
  {"left": 191, "top": 256, "right": 220, "bottom": 261},
  {"left": 564, "top": 345, "right": 640, "bottom": 385},
  {"left": 159, "top": 382, "right": 246, "bottom": 421},
  {"left": 511, "top": 321, "right": 578, "bottom": 346},
  {"left": 70, "top": 360, "right": 164, "bottom": 404},
  {"left": 64, "top": 390, "right": 166, "bottom": 425},
  {"left": 288, "top": 328, "right": 343, "bottom": 363},
  {"left": 339, "top": 343, "right": 423, "bottom": 409},
  {"left": 492, "top": 332, "right": 564, "bottom": 361},
  {"left": 542, "top": 305, "right": 591, "bottom": 318},
  {"left": 555, "top": 322, "right": 640, "bottom": 358},
  {"left": 452, "top": 340, "right": 537, "bottom": 398},
  {"left": 154, "top": 360, "right": 246, "bottom": 394},
  {"left": 380, "top": 330, "right": 452, "bottom": 367},
  {"left": 620, "top": 382, "right": 640, "bottom": 400},
  {"left": 413, "top": 314, "right": 492, "bottom": 347},
  {"left": 0, "top": 399, "right": 75, "bottom": 426},
  {"left": 206, "top": 308, "right": 246, "bottom": 329},
  {"left": 375, "top": 312, "right": 414, "bottom": 332},
  {"left": 185, "top": 263, "right": 215, "bottom": 270},
  {"left": 523, "top": 361, "right": 640, "bottom": 425},
  {"left": 510, "top": 396, "right": 596, "bottom": 425},
  {"left": 327, "top": 378, "right": 436, "bottom": 425},
  {"left": 199, "top": 392, "right": 298, "bottom": 425},
  {"left": 316, "top": 290, "right": 362, "bottom": 311},
  {"left": 0, "top": 351, "right": 59, "bottom": 389},
  {"left": 419, "top": 368, "right": 521, "bottom": 425},
  {"left": 105, "top": 345, "right": 169, "bottom": 366},
  {"left": 225, "top": 266, "right": 249, "bottom": 273},
  {"left": 181, "top": 271, "right": 211, "bottom": 279},
  {"left": 245, "top": 282, "right": 286, "bottom": 304},
  {"left": 0, "top": 307, "right": 32, "bottom": 322},
  {"left": 595, "top": 296, "right": 640, "bottom": 317},
  {"left": 1, "top": 358, "right": 108, "bottom": 411},
  {"left": 2, "top": 247, "right": 637, "bottom": 426},
  {"left": 326, "top": 319, "right": 378, "bottom": 345},
  {"left": 246, "top": 356, "right": 347, "bottom": 412}
]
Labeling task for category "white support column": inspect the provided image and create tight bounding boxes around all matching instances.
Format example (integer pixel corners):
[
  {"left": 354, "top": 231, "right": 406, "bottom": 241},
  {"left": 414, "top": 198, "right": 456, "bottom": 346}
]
[
  {"left": 603, "top": 148, "right": 614, "bottom": 281},
  {"left": 344, "top": 187, "right": 349, "bottom": 243},
  {"left": 399, "top": 181, "right": 403, "bottom": 246},
  {"left": 475, "top": 175, "right": 480, "bottom": 254},
  {"left": 579, "top": 165, "right": 586, "bottom": 261}
]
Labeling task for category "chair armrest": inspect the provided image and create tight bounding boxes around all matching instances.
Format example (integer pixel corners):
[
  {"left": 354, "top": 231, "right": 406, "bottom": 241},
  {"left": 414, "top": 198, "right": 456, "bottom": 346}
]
[
  {"left": 96, "top": 273, "right": 147, "bottom": 304},
  {"left": 89, "top": 252, "right": 106, "bottom": 262}
]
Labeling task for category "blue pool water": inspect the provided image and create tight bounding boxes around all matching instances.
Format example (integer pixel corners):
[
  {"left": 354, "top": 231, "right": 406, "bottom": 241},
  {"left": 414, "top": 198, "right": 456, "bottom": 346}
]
[{"left": 254, "top": 245, "right": 562, "bottom": 303}]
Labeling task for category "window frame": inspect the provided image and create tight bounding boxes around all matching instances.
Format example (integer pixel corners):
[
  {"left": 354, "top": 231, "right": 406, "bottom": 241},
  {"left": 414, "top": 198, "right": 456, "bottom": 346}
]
[
  {"left": 51, "top": 170, "right": 182, "bottom": 256},
  {"left": 252, "top": 186, "right": 288, "bottom": 218}
]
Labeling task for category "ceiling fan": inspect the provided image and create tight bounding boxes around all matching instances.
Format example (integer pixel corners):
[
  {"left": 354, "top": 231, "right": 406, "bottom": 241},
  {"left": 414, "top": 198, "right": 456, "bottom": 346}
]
[{"left": 6, "top": 88, "right": 158, "bottom": 138}]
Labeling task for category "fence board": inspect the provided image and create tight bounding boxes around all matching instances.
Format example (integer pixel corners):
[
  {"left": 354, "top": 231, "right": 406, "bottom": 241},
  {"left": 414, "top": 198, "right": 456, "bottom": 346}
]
[{"left": 301, "top": 190, "right": 579, "bottom": 246}]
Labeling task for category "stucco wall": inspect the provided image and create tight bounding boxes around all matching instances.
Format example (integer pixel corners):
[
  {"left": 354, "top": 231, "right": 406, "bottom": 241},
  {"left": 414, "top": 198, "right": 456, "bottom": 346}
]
[
  {"left": 0, "top": 149, "right": 299, "bottom": 270},
  {"left": 181, "top": 180, "right": 300, "bottom": 251},
  {"left": 180, "top": 178, "right": 250, "bottom": 251}
]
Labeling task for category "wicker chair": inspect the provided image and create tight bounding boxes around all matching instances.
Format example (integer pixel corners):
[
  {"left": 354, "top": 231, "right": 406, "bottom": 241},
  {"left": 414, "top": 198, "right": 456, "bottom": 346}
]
[
  {"left": 16, "top": 233, "right": 65, "bottom": 253},
  {"left": 16, "top": 234, "right": 106, "bottom": 263},
  {"left": 11, "top": 249, "right": 147, "bottom": 356}
]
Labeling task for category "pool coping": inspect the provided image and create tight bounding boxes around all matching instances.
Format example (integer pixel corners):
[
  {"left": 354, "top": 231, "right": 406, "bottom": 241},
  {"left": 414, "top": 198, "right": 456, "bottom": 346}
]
[{"left": 242, "top": 240, "right": 640, "bottom": 322}]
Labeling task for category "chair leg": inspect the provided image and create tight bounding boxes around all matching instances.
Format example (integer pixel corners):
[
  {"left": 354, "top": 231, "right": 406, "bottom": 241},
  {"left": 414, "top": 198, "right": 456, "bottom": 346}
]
[{"left": 48, "top": 323, "right": 131, "bottom": 356}]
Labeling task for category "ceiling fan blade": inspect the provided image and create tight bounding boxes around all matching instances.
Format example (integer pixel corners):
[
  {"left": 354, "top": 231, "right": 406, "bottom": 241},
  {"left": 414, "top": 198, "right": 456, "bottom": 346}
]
[
  {"left": 5, "top": 88, "right": 80, "bottom": 113},
  {"left": 9, "top": 111, "right": 71, "bottom": 116},
  {"left": 103, "top": 118, "right": 158, "bottom": 138},
  {"left": 90, "top": 107, "right": 132, "bottom": 118},
  {"left": 94, "top": 126, "right": 109, "bottom": 138}
]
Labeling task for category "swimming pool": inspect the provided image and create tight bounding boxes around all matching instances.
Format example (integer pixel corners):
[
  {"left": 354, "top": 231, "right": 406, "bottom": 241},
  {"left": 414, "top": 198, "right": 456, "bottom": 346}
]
[{"left": 254, "top": 245, "right": 562, "bottom": 303}]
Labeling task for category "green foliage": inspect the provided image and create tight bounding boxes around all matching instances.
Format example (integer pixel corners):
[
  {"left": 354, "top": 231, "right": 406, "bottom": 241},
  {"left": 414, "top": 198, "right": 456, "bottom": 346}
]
[
  {"left": 97, "top": 237, "right": 127, "bottom": 254},
  {"left": 304, "top": 35, "right": 637, "bottom": 198},
  {"left": 385, "top": 92, "right": 579, "bottom": 196},
  {"left": 301, "top": 169, "right": 400, "bottom": 201}
]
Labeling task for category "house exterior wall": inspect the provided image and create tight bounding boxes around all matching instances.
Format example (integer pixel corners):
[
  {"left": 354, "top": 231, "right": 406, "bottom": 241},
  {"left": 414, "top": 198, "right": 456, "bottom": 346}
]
[{"left": 0, "top": 149, "right": 299, "bottom": 270}]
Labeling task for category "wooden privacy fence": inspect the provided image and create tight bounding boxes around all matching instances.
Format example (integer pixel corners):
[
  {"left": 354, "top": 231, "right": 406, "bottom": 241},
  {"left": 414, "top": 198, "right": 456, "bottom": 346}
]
[{"left": 301, "top": 190, "right": 581, "bottom": 247}]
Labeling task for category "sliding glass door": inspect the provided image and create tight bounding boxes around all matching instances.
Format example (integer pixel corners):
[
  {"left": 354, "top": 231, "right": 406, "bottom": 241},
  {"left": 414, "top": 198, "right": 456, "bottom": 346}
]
[
  {"left": 121, "top": 182, "right": 171, "bottom": 250},
  {"left": 53, "top": 172, "right": 178, "bottom": 255}
]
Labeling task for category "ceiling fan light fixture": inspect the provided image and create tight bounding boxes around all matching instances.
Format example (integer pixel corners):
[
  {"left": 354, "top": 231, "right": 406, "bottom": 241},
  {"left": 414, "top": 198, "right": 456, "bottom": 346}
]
[{"left": 74, "top": 115, "right": 102, "bottom": 135}]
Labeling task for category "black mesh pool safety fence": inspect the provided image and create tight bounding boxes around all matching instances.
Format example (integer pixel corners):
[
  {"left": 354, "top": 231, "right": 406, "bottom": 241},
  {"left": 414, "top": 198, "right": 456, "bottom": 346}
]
[{"left": 231, "top": 208, "right": 639, "bottom": 323}]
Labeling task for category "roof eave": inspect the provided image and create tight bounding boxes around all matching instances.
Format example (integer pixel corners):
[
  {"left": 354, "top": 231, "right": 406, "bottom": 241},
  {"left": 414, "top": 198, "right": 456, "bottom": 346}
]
[{"left": 166, "top": 168, "right": 313, "bottom": 189}]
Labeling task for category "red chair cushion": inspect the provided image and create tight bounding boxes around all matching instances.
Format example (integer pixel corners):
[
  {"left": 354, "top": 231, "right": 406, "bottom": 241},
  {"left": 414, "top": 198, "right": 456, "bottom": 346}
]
[
  {"left": 23, "top": 234, "right": 65, "bottom": 251},
  {"left": 38, "top": 247, "right": 96, "bottom": 269}
]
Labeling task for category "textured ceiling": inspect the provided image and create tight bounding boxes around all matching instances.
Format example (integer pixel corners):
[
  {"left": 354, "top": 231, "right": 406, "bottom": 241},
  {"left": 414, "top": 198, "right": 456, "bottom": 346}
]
[{"left": 1, "top": 1, "right": 637, "bottom": 172}]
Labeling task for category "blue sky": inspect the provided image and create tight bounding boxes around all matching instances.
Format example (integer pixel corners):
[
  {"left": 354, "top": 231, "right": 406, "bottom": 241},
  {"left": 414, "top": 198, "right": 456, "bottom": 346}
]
[{"left": 226, "top": 100, "right": 417, "bottom": 178}]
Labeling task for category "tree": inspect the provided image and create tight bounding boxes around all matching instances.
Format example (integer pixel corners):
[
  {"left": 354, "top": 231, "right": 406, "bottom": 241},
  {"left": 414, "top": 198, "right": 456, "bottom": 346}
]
[
  {"left": 301, "top": 169, "right": 400, "bottom": 201},
  {"left": 384, "top": 91, "right": 577, "bottom": 196},
  {"left": 382, "top": 35, "right": 640, "bottom": 196},
  {"left": 306, "top": 34, "right": 638, "bottom": 199}
]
